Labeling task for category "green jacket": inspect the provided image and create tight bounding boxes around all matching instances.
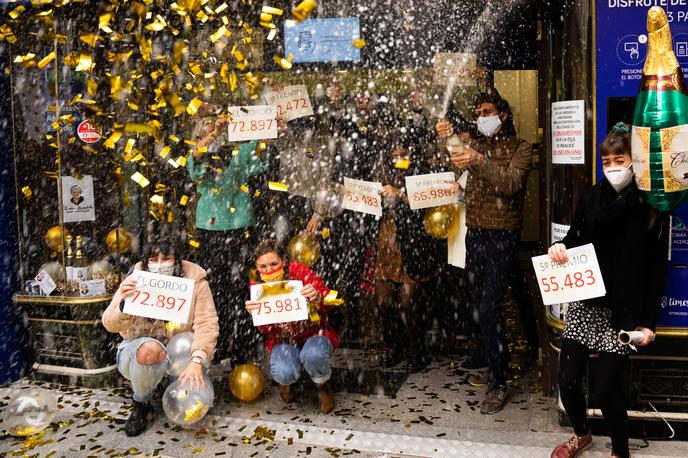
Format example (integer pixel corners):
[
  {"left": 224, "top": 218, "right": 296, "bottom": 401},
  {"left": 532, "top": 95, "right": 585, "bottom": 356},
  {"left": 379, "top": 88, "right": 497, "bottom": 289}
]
[{"left": 187, "top": 140, "right": 266, "bottom": 231}]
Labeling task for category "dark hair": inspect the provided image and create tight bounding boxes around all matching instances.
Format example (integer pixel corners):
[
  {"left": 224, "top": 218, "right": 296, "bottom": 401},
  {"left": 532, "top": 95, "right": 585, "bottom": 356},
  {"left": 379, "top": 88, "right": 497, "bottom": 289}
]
[
  {"left": 254, "top": 239, "right": 288, "bottom": 263},
  {"left": 472, "top": 88, "right": 517, "bottom": 137},
  {"left": 600, "top": 123, "right": 631, "bottom": 158},
  {"left": 142, "top": 223, "right": 184, "bottom": 277}
]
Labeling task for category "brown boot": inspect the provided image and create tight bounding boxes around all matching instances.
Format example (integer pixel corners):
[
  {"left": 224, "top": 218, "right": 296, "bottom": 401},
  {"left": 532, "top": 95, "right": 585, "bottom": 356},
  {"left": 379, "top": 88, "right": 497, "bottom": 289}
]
[
  {"left": 316, "top": 381, "right": 334, "bottom": 414},
  {"left": 279, "top": 384, "right": 295, "bottom": 403}
]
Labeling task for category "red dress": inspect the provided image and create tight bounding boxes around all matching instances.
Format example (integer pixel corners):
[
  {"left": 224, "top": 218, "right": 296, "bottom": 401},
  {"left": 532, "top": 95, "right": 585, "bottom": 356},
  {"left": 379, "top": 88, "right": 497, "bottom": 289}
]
[{"left": 250, "top": 261, "right": 340, "bottom": 352}]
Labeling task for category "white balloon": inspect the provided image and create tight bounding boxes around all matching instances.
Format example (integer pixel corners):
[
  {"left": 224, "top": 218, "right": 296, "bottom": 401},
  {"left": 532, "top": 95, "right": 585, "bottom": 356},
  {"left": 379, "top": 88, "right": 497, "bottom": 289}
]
[
  {"left": 313, "top": 188, "right": 344, "bottom": 219},
  {"left": 162, "top": 373, "right": 214, "bottom": 426},
  {"left": 2, "top": 388, "right": 58, "bottom": 436},
  {"left": 166, "top": 332, "right": 194, "bottom": 377}
]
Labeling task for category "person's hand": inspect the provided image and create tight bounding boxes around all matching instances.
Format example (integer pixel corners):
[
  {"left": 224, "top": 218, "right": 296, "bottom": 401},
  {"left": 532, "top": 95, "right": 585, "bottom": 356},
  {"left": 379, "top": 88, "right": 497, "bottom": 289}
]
[
  {"left": 444, "top": 180, "right": 463, "bottom": 196},
  {"left": 178, "top": 360, "right": 205, "bottom": 390},
  {"left": 277, "top": 113, "right": 287, "bottom": 134},
  {"left": 306, "top": 214, "right": 322, "bottom": 235},
  {"left": 450, "top": 146, "right": 484, "bottom": 168},
  {"left": 635, "top": 327, "right": 655, "bottom": 346},
  {"left": 548, "top": 243, "right": 568, "bottom": 264},
  {"left": 214, "top": 115, "right": 228, "bottom": 133},
  {"left": 379, "top": 185, "right": 403, "bottom": 200},
  {"left": 300, "top": 284, "right": 321, "bottom": 303},
  {"left": 245, "top": 301, "right": 261, "bottom": 314},
  {"left": 119, "top": 276, "right": 138, "bottom": 299},
  {"left": 436, "top": 119, "right": 454, "bottom": 139}
]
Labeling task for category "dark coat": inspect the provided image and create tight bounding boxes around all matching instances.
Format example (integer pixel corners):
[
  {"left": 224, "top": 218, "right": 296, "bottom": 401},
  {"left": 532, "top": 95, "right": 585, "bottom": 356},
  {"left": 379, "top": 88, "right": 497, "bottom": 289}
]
[{"left": 560, "top": 179, "right": 670, "bottom": 331}]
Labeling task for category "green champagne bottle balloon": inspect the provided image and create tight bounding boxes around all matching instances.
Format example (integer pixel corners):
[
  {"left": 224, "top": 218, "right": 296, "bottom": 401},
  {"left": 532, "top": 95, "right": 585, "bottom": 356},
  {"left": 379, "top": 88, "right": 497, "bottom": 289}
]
[{"left": 631, "top": 7, "right": 688, "bottom": 212}]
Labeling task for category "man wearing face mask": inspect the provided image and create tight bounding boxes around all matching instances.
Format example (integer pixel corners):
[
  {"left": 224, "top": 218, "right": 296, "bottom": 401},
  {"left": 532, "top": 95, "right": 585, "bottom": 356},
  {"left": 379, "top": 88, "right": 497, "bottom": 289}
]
[{"left": 436, "top": 88, "right": 532, "bottom": 414}]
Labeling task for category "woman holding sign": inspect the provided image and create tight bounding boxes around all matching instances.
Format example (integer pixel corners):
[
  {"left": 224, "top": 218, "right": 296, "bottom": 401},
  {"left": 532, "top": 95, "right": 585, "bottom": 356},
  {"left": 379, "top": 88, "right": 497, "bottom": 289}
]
[
  {"left": 187, "top": 113, "right": 270, "bottom": 364},
  {"left": 245, "top": 239, "right": 338, "bottom": 414},
  {"left": 548, "top": 124, "right": 670, "bottom": 458},
  {"left": 102, "top": 234, "right": 219, "bottom": 437}
]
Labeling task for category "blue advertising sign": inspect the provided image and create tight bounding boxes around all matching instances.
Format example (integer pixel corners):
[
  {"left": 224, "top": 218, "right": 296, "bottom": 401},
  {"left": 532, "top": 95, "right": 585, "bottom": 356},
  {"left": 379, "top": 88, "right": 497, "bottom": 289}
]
[
  {"left": 595, "top": 1, "right": 688, "bottom": 328},
  {"left": 284, "top": 17, "right": 361, "bottom": 63}
]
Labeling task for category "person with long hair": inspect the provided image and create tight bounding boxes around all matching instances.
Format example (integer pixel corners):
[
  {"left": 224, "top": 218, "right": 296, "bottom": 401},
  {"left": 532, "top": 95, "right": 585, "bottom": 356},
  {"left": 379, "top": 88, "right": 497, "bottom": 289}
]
[
  {"left": 102, "top": 229, "right": 219, "bottom": 436},
  {"left": 245, "top": 239, "right": 339, "bottom": 413}
]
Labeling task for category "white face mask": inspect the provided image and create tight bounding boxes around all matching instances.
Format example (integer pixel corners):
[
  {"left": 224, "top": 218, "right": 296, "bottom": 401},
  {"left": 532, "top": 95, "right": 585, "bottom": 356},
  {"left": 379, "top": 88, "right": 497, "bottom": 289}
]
[
  {"left": 604, "top": 164, "right": 634, "bottom": 192},
  {"left": 148, "top": 262, "right": 175, "bottom": 276},
  {"left": 477, "top": 115, "right": 502, "bottom": 137}
]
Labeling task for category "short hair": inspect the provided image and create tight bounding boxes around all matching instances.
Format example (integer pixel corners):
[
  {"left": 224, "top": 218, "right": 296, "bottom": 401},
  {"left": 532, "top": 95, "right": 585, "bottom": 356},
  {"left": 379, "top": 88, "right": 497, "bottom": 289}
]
[
  {"left": 599, "top": 124, "right": 631, "bottom": 158},
  {"left": 70, "top": 185, "right": 82, "bottom": 193}
]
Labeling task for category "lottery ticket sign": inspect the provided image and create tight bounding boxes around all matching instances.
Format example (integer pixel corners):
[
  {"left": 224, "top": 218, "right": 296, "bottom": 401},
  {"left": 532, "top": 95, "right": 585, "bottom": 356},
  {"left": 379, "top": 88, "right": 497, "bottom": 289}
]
[
  {"left": 342, "top": 178, "right": 382, "bottom": 217},
  {"left": 531, "top": 243, "right": 606, "bottom": 306},
  {"left": 123, "top": 270, "right": 195, "bottom": 324},
  {"left": 227, "top": 105, "right": 278, "bottom": 142},
  {"left": 405, "top": 172, "right": 459, "bottom": 210},
  {"left": 249, "top": 280, "right": 308, "bottom": 326}
]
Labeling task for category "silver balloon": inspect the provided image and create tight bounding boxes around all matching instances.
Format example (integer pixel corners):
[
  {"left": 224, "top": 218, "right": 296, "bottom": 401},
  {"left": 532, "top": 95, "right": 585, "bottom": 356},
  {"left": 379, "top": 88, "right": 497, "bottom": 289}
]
[
  {"left": 2, "top": 388, "right": 58, "bottom": 436},
  {"left": 313, "top": 188, "right": 344, "bottom": 219},
  {"left": 166, "top": 332, "right": 194, "bottom": 377},
  {"left": 162, "top": 373, "right": 214, "bottom": 425}
]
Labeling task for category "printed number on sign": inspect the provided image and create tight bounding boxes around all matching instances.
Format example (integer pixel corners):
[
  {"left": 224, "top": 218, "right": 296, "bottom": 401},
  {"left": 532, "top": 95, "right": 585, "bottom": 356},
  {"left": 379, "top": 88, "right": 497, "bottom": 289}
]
[
  {"left": 131, "top": 290, "right": 187, "bottom": 311},
  {"left": 346, "top": 191, "right": 379, "bottom": 207},
  {"left": 231, "top": 119, "right": 274, "bottom": 133},
  {"left": 276, "top": 99, "right": 309, "bottom": 116},
  {"left": 412, "top": 189, "right": 454, "bottom": 202},
  {"left": 539, "top": 270, "right": 597, "bottom": 293},
  {"left": 253, "top": 297, "right": 304, "bottom": 315}
]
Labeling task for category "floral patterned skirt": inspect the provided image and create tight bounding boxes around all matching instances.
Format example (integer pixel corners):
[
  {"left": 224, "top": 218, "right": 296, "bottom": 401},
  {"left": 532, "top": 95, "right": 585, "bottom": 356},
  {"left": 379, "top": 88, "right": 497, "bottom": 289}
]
[{"left": 563, "top": 302, "right": 630, "bottom": 355}]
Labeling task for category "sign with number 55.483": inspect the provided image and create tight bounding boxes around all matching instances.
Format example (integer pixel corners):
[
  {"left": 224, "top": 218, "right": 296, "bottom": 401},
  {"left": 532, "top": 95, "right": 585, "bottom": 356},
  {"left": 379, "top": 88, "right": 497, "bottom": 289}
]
[
  {"left": 531, "top": 243, "right": 606, "bottom": 306},
  {"left": 249, "top": 280, "right": 309, "bottom": 326},
  {"left": 123, "top": 270, "right": 196, "bottom": 324}
]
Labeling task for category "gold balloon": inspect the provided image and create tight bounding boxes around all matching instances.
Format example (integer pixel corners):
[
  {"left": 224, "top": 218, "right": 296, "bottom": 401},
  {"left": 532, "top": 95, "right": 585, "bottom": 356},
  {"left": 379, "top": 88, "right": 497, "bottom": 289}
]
[
  {"left": 287, "top": 233, "right": 320, "bottom": 267},
  {"left": 228, "top": 364, "right": 264, "bottom": 402},
  {"left": 423, "top": 204, "right": 460, "bottom": 239},
  {"left": 105, "top": 228, "right": 133, "bottom": 253},
  {"left": 45, "top": 226, "right": 70, "bottom": 252}
]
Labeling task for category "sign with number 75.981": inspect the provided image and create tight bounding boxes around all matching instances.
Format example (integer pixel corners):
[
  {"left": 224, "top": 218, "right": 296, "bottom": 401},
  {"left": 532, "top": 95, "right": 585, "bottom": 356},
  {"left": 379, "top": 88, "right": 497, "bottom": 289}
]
[
  {"left": 123, "top": 270, "right": 196, "bottom": 324},
  {"left": 249, "top": 280, "right": 309, "bottom": 326}
]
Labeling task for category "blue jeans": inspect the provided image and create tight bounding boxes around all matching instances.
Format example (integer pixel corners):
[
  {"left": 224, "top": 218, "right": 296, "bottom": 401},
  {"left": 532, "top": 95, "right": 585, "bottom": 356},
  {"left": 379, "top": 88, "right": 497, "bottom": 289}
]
[
  {"left": 465, "top": 228, "right": 519, "bottom": 388},
  {"left": 270, "top": 335, "right": 333, "bottom": 385},
  {"left": 117, "top": 337, "right": 170, "bottom": 402}
]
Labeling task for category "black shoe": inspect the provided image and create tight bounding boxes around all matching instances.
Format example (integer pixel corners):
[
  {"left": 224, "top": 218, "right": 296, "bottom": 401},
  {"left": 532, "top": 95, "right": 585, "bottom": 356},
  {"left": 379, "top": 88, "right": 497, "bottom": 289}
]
[
  {"left": 480, "top": 384, "right": 508, "bottom": 415},
  {"left": 125, "top": 400, "right": 151, "bottom": 437},
  {"left": 461, "top": 353, "right": 487, "bottom": 370},
  {"left": 380, "top": 348, "right": 403, "bottom": 368},
  {"left": 407, "top": 355, "right": 428, "bottom": 373}
]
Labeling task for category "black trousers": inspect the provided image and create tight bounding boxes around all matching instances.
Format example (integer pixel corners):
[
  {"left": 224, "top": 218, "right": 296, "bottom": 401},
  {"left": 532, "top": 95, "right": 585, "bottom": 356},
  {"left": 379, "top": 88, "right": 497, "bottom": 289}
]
[
  {"left": 558, "top": 338, "right": 630, "bottom": 458},
  {"left": 195, "top": 228, "right": 259, "bottom": 363}
]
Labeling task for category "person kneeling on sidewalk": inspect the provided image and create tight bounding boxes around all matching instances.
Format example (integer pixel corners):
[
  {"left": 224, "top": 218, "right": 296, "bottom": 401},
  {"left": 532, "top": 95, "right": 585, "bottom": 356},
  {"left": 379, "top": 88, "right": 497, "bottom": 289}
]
[
  {"left": 102, "top": 234, "right": 219, "bottom": 436},
  {"left": 245, "top": 239, "right": 339, "bottom": 414}
]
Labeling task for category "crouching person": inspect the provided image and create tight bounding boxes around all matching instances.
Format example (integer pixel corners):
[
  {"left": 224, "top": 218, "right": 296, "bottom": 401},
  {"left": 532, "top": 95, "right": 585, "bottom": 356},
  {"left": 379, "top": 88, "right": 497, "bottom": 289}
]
[
  {"left": 102, "top": 236, "right": 219, "bottom": 436},
  {"left": 245, "top": 239, "right": 339, "bottom": 414}
]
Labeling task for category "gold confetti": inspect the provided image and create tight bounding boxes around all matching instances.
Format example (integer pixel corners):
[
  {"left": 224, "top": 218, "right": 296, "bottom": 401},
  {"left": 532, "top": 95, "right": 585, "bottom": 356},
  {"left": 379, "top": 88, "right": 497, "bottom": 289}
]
[
  {"left": 37, "top": 51, "right": 56, "bottom": 70},
  {"left": 290, "top": 0, "right": 317, "bottom": 23},
  {"left": 186, "top": 98, "right": 203, "bottom": 116},
  {"left": 80, "top": 33, "right": 101, "bottom": 47},
  {"left": 99, "top": 13, "right": 113, "bottom": 33},
  {"left": 180, "top": 195, "right": 189, "bottom": 206},
  {"left": 8, "top": 5, "right": 25, "bottom": 19},
  {"left": 189, "top": 240, "right": 200, "bottom": 248},
  {"left": 21, "top": 186, "right": 32, "bottom": 200},
  {"left": 75, "top": 53, "right": 94, "bottom": 72},
  {"left": 150, "top": 194, "right": 164, "bottom": 205},
  {"left": 169, "top": 135, "right": 180, "bottom": 143},
  {"left": 273, "top": 54, "right": 293, "bottom": 70},
  {"left": 166, "top": 321, "right": 182, "bottom": 332},
  {"left": 324, "top": 290, "right": 344, "bottom": 306},
  {"left": 124, "top": 138, "right": 136, "bottom": 155},
  {"left": 267, "top": 28, "right": 278, "bottom": 41},
  {"left": 159, "top": 146, "right": 171, "bottom": 158},
  {"left": 263, "top": 6, "right": 284, "bottom": 15},
  {"left": 215, "top": 2, "right": 228, "bottom": 13},
  {"left": 103, "top": 131, "right": 122, "bottom": 149},
  {"left": 176, "top": 155, "right": 187, "bottom": 166},
  {"left": 240, "top": 184, "right": 249, "bottom": 193},
  {"left": 353, "top": 39, "right": 366, "bottom": 48},
  {"left": 210, "top": 25, "right": 228, "bottom": 43},
  {"left": 268, "top": 181, "right": 289, "bottom": 192},
  {"left": 131, "top": 172, "right": 150, "bottom": 188},
  {"left": 321, "top": 228, "right": 330, "bottom": 239}
]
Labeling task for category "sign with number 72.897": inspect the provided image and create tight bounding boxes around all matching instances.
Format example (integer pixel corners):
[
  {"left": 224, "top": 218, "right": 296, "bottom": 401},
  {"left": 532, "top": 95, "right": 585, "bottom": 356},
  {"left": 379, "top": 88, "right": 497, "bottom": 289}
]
[{"left": 123, "top": 270, "right": 196, "bottom": 324}]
